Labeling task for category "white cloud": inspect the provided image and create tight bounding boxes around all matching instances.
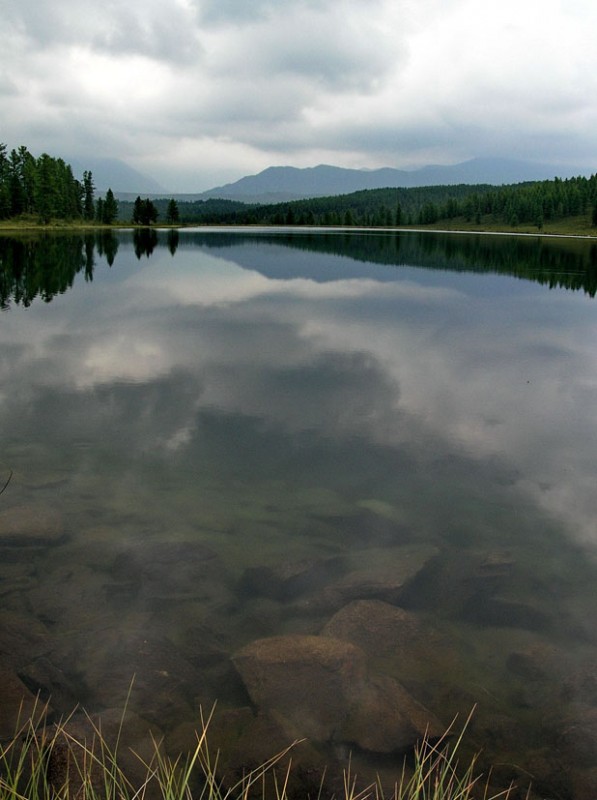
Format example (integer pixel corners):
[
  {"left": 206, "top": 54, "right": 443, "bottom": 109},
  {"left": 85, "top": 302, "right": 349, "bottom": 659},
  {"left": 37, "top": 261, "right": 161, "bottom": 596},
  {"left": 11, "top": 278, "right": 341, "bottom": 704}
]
[{"left": 1, "top": 0, "right": 596, "bottom": 188}]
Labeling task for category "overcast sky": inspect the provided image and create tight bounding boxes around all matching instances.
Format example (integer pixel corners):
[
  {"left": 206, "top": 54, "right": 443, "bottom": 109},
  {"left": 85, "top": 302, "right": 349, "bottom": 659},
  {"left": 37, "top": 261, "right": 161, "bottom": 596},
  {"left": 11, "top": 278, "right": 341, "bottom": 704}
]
[{"left": 2, "top": 0, "right": 596, "bottom": 191}]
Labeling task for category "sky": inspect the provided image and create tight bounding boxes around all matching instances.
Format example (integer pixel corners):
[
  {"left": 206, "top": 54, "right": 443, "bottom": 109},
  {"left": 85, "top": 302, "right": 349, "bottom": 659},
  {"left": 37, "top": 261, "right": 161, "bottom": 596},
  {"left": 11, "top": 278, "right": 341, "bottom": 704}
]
[{"left": 2, "top": 0, "right": 597, "bottom": 192}]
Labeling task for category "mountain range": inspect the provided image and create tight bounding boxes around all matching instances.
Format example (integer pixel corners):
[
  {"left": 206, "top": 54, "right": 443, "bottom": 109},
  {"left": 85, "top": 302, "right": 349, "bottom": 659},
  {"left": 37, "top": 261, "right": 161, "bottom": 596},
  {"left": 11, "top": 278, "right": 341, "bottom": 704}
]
[
  {"left": 72, "top": 156, "right": 594, "bottom": 202},
  {"left": 194, "top": 157, "right": 594, "bottom": 204}
]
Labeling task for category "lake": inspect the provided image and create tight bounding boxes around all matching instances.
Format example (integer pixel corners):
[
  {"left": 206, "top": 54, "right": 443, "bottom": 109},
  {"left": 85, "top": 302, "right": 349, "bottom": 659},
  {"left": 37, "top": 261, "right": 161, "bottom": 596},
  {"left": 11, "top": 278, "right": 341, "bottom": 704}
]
[{"left": 2, "top": 228, "right": 597, "bottom": 798}]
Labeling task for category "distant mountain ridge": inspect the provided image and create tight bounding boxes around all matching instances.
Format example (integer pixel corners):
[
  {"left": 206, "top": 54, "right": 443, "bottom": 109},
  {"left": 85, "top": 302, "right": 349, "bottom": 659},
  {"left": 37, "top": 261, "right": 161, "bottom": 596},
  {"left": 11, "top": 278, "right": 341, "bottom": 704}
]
[
  {"left": 77, "top": 155, "right": 594, "bottom": 202},
  {"left": 66, "top": 156, "right": 167, "bottom": 195},
  {"left": 197, "top": 158, "right": 594, "bottom": 204}
]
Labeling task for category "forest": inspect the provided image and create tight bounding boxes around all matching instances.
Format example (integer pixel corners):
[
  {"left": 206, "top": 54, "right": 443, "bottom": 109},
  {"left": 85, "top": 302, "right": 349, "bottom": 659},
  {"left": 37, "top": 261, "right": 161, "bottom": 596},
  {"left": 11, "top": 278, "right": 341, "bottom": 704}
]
[
  {"left": 0, "top": 144, "right": 118, "bottom": 224},
  {"left": 135, "top": 174, "right": 597, "bottom": 230},
  {"left": 2, "top": 142, "right": 596, "bottom": 232}
]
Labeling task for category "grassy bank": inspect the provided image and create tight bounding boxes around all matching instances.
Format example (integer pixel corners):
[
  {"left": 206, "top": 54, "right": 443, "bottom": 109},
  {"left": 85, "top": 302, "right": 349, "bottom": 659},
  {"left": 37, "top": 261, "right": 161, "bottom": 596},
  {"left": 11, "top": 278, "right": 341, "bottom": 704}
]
[
  {"left": 0, "top": 704, "right": 523, "bottom": 800},
  {"left": 1, "top": 215, "right": 596, "bottom": 239},
  {"left": 420, "top": 213, "right": 597, "bottom": 237}
]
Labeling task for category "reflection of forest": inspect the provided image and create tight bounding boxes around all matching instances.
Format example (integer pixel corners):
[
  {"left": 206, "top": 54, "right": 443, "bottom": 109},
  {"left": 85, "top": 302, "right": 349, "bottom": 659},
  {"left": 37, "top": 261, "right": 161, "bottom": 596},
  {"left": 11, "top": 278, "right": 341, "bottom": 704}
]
[
  {"left": 2, "top": 229, "right": 597, "bottom": 308},
  {"left": 0, "top": 232, "right": 118, "bottom": 308},
  {"left": 190, "top": 230, "right": 597, "bottom": 297}
]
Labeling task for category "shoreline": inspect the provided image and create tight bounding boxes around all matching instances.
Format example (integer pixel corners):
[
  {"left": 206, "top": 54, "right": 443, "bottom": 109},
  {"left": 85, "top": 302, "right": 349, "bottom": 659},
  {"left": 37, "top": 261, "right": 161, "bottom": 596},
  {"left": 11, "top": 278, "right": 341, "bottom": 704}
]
[{"left": 1, "top": 221, "right": 597, "bottom": 241}]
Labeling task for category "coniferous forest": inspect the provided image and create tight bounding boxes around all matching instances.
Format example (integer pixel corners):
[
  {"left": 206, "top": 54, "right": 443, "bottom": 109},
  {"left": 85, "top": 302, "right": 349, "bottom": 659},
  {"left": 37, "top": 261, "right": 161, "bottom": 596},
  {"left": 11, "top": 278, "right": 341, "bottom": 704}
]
[
  {"left": 137, "top": 174, "right": 596, "bottom": 230},
  {"left": 1, "top": 143, "right": 596, "bottom": 232},
  {"left": 0, "top": 144, "right": 119, "bottom": 225}
]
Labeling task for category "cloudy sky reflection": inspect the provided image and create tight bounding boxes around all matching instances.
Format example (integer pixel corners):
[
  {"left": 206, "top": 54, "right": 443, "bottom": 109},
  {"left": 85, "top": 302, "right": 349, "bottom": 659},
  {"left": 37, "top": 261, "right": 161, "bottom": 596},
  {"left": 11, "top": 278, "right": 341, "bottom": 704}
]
[{"left": 2, "top": 235, "right": 597, "bottom": 552}]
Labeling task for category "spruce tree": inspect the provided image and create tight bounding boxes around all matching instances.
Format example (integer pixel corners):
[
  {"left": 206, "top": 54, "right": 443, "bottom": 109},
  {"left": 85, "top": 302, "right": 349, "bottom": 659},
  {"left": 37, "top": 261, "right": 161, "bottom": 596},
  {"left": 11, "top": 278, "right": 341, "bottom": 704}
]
[
  {"left": 83, "top": 170, "right": 95, "bottom": 220},
  {"left": 102, "top": 189, "right": 118, "bottom": 224},
  {"left": 166, "top": 198, "right": 180, "bottom": 224}
]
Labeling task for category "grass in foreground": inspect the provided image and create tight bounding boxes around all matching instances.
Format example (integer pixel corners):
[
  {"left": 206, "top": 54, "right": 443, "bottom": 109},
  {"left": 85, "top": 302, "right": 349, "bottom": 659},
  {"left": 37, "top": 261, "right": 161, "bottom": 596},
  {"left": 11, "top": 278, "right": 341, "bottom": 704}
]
[{"left": 0, "top": 703, "right": 524, "bottom": 800}]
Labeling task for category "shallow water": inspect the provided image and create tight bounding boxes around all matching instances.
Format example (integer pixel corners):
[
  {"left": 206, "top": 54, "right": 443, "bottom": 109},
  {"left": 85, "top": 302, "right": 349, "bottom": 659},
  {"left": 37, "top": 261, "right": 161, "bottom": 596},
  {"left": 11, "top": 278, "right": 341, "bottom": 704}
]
[{"left": 2, "top": 229, "right": 597, "bottom": 797}]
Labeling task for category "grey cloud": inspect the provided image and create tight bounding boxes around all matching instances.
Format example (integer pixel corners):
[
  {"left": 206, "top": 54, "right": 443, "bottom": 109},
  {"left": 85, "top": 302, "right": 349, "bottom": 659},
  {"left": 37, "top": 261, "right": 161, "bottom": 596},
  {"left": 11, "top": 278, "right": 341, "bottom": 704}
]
[
  {"left": 2, "top": 0, "right": 597, "bottom": 190},
  {"left": 254, "top": 30, "right": 394, "bottom": 92},
  {"left": 3, "top": 0, "right": 202, "bottom": 63},
  {"left": 197, "top": 0, "right": 282, "bottom": 25},
  {"left": 0, "top": 72, "right": 18, "bottom": 98},
  {"left": 201, "top": 349, "right": 401, "bottom": 438},
  {"left": 197, "top": 0, "right": 361, "bottom": 26},
  {"left": 210, "top": 8, "right": 399, "bottom": 93}
]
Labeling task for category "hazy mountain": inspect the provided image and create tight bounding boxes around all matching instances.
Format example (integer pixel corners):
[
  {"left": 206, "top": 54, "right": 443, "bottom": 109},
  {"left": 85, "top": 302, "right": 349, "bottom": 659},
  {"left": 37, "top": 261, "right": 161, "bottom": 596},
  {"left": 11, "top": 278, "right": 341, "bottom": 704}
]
[
  {"left": 198, "top": 158, "right": 593, "bottom": 203},
  {"left": 66, "top": 157, "right": 167, "bottom": 194}
]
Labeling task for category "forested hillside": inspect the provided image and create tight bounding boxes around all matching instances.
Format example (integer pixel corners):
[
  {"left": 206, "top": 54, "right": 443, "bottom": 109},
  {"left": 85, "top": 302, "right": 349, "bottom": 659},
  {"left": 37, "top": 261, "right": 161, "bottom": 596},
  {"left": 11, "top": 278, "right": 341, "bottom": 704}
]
[
  {"left": 0, "top": 144, "right": 119, "bottom": 224},
  {"left": 2, "top": 143, "right": 596, "bottom": 233},
  {"left": 155, "top": 174, "right": 597, "bottom": 230}
]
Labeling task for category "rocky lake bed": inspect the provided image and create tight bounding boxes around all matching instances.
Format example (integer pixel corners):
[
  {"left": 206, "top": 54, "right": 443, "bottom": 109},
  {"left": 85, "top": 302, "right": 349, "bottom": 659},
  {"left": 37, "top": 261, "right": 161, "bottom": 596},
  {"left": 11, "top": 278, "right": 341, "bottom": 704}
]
[{"left": 2, "top": 497, "right": 597, "bottom": 799}]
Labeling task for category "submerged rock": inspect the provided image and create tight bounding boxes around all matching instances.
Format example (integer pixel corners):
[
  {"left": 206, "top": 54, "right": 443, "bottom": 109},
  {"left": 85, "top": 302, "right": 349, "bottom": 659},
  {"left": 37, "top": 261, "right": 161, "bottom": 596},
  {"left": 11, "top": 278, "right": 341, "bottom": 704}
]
[
  {"left": 46, "top": 708, "right": 162, "bottom": 799},
  {"left": 321, "top": 599, "right": 459, "bottom": 681},
  {"left": 341, "top": 673, "right": 444, "bottom": 753},
  {"left": 291, "top": 545, "right": 438, "bottom": 614},
  {"left": 240, "top": 555, "right": 345, "bottom": 602},
  {"left": 27, "top": 565, "right": 109, "bottom": 627},
  {"left": 111, "top": 540, "right": 231, "bottom": 605},
  {"left": 570, "top": 766, "right": 597, "bottom": 800},
  {"left": 0, "top": 666, "right": 49, "bottom": 739},
  {"left": 17, "top": 656, "right": 81, "bottom": 713},
  {"left": 232, "top": 633, "right": 443, "bottom": 753},
  {"left": 323, "top": 599, "right": 443, "bottom": 656},
  {"left": 559, "top": 705, "right": 597, "bottom": 769},
  {"left": 331, "top": 545, "right": 439, "bottom": 604},
  {"left": 462, "top": 593, "right": 551, "bottom": 632},
  {"left": 82, "top": 632, "right": 202, "bottom": 727},
  {"left": 0, "top": 612, "right": 50, "bottom": 668},
  {"left": 0, "top": 504, "right": 66, "bottom": 547},
  {"left": 233, "top": 634, "right": 367, "bottom": 741}
]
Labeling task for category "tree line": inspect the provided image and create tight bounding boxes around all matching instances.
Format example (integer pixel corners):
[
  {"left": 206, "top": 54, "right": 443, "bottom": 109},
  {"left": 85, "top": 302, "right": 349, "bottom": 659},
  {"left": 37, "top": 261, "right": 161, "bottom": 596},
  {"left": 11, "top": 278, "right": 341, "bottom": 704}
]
[
  {"left": 2, "top": 143, "right": 595, "bottom": 231},
  {"left": 0, "top": 143, "right": 182, "bottom": 226},
  {"left": 0, "top": 143, "right": 121, "bottom": 225},
  {"left": 140, "top": 174, "right": 597, "bottom": 230}
]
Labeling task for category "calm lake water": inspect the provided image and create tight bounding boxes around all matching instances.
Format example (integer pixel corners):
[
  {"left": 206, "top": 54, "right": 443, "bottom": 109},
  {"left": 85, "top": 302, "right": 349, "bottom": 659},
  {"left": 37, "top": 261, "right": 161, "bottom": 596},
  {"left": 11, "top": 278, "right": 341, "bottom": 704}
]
[{"left": 2, "top": 228, "right": 597, "bottom": 798}]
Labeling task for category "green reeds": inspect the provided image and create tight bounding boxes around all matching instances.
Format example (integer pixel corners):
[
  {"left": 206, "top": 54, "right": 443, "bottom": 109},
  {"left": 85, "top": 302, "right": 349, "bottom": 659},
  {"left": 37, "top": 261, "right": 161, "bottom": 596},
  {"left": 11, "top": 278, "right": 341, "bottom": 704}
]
[{"left": 0, "top": 703, "right": 523, "bottom": 800}]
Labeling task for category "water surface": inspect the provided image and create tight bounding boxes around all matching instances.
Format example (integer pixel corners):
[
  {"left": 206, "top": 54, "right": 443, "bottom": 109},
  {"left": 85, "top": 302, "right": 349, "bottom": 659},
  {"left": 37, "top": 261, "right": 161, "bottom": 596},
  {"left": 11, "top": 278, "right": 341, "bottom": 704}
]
[{"left": 2, "top": 229, "right": 597, "bottom": 797}]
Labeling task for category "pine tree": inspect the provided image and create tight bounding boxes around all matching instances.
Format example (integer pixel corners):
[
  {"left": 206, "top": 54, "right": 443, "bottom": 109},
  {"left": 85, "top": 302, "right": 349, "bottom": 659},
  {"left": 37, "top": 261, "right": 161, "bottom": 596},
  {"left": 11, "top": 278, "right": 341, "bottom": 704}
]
[
  {"left": 132, "top": 197, "right": 158, "bottom": 225},
  {"left": 83, "top": 170, "right": 95, "bottom": 220},
  {"left": 34, "top": 153, "right": 57, "bottom": 224},
  {"left": 132, "top": 196, "right": 143, "bottom": 224},
  {"left": 0, "top": 143, "right": 10, "bottom": 219},
  {"left": 166, "top": 198, "right": 179, "bottom": 225},
  {"left": 102, "top": 189, "right": 118, "bottom": 224}
]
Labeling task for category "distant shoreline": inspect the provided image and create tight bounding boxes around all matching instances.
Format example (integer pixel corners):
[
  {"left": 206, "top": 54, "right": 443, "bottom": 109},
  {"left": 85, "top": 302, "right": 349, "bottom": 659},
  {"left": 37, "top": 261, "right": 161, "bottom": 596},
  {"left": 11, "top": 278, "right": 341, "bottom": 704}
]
[
  {"left": 1, "top": 221, "right": 596, "bottom": 241},
  {"left": 182, "top": 224, "right": 597, "bottom": 241}
]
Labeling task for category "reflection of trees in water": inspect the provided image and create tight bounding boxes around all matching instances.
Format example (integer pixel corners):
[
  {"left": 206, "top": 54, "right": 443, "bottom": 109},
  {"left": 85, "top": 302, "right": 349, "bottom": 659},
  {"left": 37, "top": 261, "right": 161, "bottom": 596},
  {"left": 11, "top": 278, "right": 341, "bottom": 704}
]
[
  {"left": 0, "top": 231, "right": 119, "bottom": 308},
  {"left": 2, "top": 230, "right": 596, "bottom": 309},
  {"left": 167, "top": 228, "right": 179, "bottom": 256},
  {"left": 133, "top": 228, "right": 158, "bottom": 259},
  {"left": 96, "top": 230, "right": 119, "bottom": 266},
  {"left": 188, "top": 230, "right": 597, "bottom": 297}
]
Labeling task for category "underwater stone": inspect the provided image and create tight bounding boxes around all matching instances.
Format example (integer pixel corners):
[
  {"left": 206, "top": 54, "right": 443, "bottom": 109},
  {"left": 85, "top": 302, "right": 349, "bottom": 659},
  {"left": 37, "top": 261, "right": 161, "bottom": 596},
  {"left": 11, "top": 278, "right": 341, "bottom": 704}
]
[
  {"left": 239, "top": 555, "right": 346, "bottom": 601},
  {"left": 0, "top": 666, "right": 49, "bottom": 739},
  {"left": 0, "top": 504, "right": 66, "bottom": 546},
  {"left": 232, "top": 633, "right": 443, "bottom": 753}
]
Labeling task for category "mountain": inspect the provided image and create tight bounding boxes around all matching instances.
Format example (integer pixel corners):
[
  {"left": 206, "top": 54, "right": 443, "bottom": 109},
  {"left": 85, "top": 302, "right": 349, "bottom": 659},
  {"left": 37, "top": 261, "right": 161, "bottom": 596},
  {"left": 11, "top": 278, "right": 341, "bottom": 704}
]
[
  {"left": 65, "top": 157, "right": 167, "bottom": 195},
  {"left": 198, "top": 158, "right": 594, "bottom": 203}
]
